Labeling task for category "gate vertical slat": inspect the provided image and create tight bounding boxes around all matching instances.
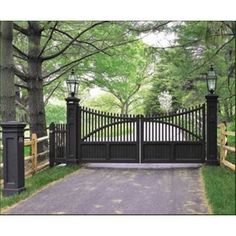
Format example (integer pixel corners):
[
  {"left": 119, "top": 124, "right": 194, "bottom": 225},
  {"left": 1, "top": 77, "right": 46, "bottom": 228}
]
[
  {"left": 95, "top": 109, "right": 97, "bottom": 142},
  {"left": 122, "top": 114, "right": 126, "bottom": 142},
  {"left": 132, "top": 114, "right": 135, "bottom": 142},
  {"left": 198, "top": 105, "right": 200, "bottom": 141},
  {"left": 108, "top": 112, "right": 111, "bottom": 142},
  {"left": 104, "top": 112, "right": 106, "bottom": 141},
  {"left": 88, "top": 108, "right": 90, "bottom": 141},
  {"left": 153, "top": 117, "right": 156, "bottom": 142},
  {"left": 60, "top": 124, "right": 62, "bottom": 158},
  {"left": 112, "top": 113, "right": 114, "bottom": 142},
  {"left": 102, "top": 111, "right": 104, "bottom": 142},
  {"left": 178, "top": 113, "right": 181, "bottom": 141},
  {"left": 114, "top": 113, "right": 116, "bottom": 142},
  {"left": 116, "top": 114, "right": 118, "bottom": 142},
  {"left": 130, "top": 115, "right": 132, "bottom": 141},
  {"left": 97, "top": 110, "right": 99, "bottom": 142},
  {"left": 190, "top": 107, "right": 192, "bottom": 141},
  {"left": 168, "top": 114, "right": 170, "bottom": 141},
  {"left": 173, "top": 113, "right": 175, "bottom": 141},
  {"left": 184, "top": 109, "right": 187, "bottom": 141},
  {"left": 119, "top": 114, "right": 120, "bottom": 142},
  {"left": 58, "top": 124, "right": 60, "bottom": 158},
  {"left": 82, "top": 108, "right": 84, "bottom": 139},
  {"left": 85, "top": 107, "right": 88, "bottom": 140},
  {"left": 152, "top": 115, "right": 154, "bottom": 142},
  {"left": 187, "top": 108, "right": 190, "bottom": 141},
  {"left": 118, "top": 114, "right": 121, "bottom": 142},
  {"left": 195, "top": 106, "right": 197, "bottom": 141},
  {"left": 164, "top": 114, "right": 166, "bottom": 141},
  {"left": 202, "top": 103, "right": 205, "bottom": 142}
]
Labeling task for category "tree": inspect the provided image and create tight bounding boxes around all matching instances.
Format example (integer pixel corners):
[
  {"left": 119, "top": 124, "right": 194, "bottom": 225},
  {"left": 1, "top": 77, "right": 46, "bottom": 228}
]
[
  {"left": 0, "top": 21, "right": 16, "bottom": 122},
  {"left": 82, "top": 41, "right": 153, "bottom": 114},
  {"left": 12, "top": 21, "right": 134, "bottom": 137},
  {"left": 143, "top": 21, "right": 235, "bottom": 121},
  {"left": 158, "top": 91, "right": 172, "bottom": 112}
]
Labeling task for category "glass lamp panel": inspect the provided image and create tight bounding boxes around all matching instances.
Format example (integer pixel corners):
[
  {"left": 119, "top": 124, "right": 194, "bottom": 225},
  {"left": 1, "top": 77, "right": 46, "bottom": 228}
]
[
  {"left": 207, "top": 70, "right": 216, "bottom": 79},
  {"left": 208, "top": 79, "right": 216, "bottom": 91}
]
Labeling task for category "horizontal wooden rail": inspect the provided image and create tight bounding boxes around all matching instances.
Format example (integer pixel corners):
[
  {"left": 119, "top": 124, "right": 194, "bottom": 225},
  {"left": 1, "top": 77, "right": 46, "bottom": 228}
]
[
  {"left": 218, "top": 123, "right": 235, "bottom": 171},
  {"left": 221, "top": 160, "right": 235, "bottom": 171},
  {"left": 223, "top": 145, "right": 235, "bottom": 152},
  {"left": 223, "top": 131, "right": 235, "bottom": 136},
  {"left": 37, "top": 136, "right": 49, "bottom": 142},
  {"left": 1, "top": 132, "right": 50, "bottom": 185}
]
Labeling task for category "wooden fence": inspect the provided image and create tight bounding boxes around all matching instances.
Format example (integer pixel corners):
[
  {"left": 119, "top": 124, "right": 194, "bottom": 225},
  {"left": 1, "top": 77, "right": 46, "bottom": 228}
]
[
  {"left": 24, "top": 133, "right": 49, "bottom": 176},
  {"left": 218, "top": 123, "right": 235, "bottom": 171},
  {"left": 0, "top": 133, "right": 49, "bottom": 184}
]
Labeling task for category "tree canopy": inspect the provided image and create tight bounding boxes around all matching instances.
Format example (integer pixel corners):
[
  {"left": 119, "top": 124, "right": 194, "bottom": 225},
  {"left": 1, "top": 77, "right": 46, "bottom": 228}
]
[{"left": 0, "top": 21, "right": 235, "bottom": 136}]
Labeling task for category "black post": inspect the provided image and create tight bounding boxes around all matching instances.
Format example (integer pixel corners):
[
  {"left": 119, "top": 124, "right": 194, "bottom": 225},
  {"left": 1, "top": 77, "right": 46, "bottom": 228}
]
[
  {"left": 49, "top": 122, "right": 55, "bottom": 167},
  {"left": 205, "top": 94, "right": 219, "bottom": 165},
  {"left": 66, "top": 96, "right": 80, "bottom": 164},
  {"left": 1, "top": 121, "right": 26, "bottom": 197}
]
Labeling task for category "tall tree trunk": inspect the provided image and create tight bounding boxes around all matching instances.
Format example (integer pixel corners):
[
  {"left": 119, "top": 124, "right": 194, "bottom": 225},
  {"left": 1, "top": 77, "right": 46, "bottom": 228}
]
[
  {"left": 124, "top": 102, "right": 129, "bottom": 115},
  {"left": 0, "top": 21, "right": 16, "bottom": 122},
  {"left": 0, "top": 21, "right": 2, "bottom": 122},
  {"left": 120, "top": 103, "right": 125, "bottom": 114},
  {"left": 27, "top": 22, "right": 47, "bottom": 138}
]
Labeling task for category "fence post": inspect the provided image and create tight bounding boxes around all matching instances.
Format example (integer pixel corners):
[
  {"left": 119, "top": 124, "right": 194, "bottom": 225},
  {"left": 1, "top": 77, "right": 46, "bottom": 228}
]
[
  {"left": 219, "top": 123, "right": 227, "bottom": 164},
  {"left": 31, "top": 133, "right": 37, "bottom": 174},
  {"left": 49, "top": 122, "right": 55, "bottom": 167},
  {"left": 66, "top": 96, "right": 80, "bottom": 164},
  {"left": 1, "top": 121, "right": 26, "bottom": 197},
  {"left": 205, "top": 94, "right": 219, "bottom": 165}
]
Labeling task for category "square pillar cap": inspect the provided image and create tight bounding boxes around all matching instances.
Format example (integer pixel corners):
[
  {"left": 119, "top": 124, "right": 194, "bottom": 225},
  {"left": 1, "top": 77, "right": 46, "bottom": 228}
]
[
  {"left": 205, "top": 94, "right": 218, "bottom": 99},
  {"left": 1, "top": 121, "right": 27, "bottom": 129},
  {"left": 65, "top": 96, "right": 80, "bottom": 103}
]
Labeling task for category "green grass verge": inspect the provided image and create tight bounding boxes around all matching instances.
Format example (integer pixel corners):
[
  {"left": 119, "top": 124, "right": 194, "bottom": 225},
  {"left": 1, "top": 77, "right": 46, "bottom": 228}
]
[
  {"left": 202, "top": 165, "right": 235, "bottom": 214},
  {"left": 0, "top": 164, "right": 80, "bottom": 211}
]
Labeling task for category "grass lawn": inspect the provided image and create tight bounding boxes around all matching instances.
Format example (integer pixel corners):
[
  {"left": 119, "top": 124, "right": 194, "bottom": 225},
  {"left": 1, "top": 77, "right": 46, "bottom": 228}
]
[
  {"left": 202, "top": 165, "right": 235, "bottom": 214},
  {"left": 0, "top": 164, "right": 80, "bottom": 211}
]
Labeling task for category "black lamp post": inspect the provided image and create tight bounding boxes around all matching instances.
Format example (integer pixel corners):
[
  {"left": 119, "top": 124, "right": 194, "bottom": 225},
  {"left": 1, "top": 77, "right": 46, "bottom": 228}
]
[
  {"left": 205, "top": 65, "right": 219, "bottom": 165},
  {"left": 66, "top": 69, "right": 79, "bottom": 97},
  {"left": 206, "top": 65, "right": 217, "bottom": 94},
  {"left": 65, "top": 69, "right": 80, "bottom": 164}
]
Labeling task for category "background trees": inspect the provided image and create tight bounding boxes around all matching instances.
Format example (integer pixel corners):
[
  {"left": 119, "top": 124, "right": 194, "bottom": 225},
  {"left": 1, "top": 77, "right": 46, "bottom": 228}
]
[{"left": 0, "top": 21, "right": 235, "bottom": 138}]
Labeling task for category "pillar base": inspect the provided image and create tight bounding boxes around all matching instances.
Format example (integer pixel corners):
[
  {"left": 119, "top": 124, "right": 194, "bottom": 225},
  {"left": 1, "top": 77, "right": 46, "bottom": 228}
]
[
  {"left": 3, "top": 187, "right": 26, "bottom": 197},
  {"left": 205, "top": 159, "right": 220, "bottom": 165},
  {"left": 66, "top": 159, "right": 79, "bottom": 164}
]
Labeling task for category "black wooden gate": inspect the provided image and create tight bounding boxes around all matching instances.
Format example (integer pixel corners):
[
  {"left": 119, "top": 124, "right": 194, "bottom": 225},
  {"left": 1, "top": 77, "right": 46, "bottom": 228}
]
[
  {"left": 80, "top": 105, "right": 205, "bottom": 163},
  {"left": 80, "top": 107, "right": 139, "bottom": 162},
  {"left": 50, "top": 104, "right": 206, "bottom": 164}
]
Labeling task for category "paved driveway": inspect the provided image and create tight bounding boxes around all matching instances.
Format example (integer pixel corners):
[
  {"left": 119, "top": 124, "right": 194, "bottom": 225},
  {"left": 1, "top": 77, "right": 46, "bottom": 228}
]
[{"left": 4, "top": 166, "right": 209, "bottom": 214}]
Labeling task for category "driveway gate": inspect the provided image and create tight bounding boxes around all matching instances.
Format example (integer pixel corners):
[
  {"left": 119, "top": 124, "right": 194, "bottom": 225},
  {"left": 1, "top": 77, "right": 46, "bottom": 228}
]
[{"left": 50, "top": 103, "right": 206, "bottom": 164}]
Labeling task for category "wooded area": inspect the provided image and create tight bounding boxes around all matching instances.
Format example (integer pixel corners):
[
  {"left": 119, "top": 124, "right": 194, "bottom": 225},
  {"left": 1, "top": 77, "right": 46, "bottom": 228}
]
[{"left": 0, "top": 21, "right": 235, "bottom": 139}]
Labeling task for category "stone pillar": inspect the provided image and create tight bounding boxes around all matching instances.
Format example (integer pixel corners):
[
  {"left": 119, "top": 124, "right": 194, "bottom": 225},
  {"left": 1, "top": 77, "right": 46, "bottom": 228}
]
[
  {"left": 66, "top": 97, "right": 80, "bottom": 164},
  {"left": 1, "top": 122, "right": 26, "bottom": 197},
  {"left": 205, "top": 94, "right": 219, "bottom": 165}
]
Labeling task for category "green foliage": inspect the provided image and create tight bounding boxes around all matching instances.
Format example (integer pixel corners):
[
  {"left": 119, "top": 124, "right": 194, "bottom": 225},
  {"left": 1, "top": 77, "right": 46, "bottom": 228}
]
[
  {"left": 1, "top": 165, "right": 80, "bottom": 210},
  {"left": 45, "top": 103, "right": 66, "bottom": 125},
  {"left": 83, "top": 40, "right": 153, "bottom": 114},
  {"left": 143, "top": 21, "right": 235, "bottom": 120},
  {"left": 202, "top": 166, "right": 235, "bottom": 214}
]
